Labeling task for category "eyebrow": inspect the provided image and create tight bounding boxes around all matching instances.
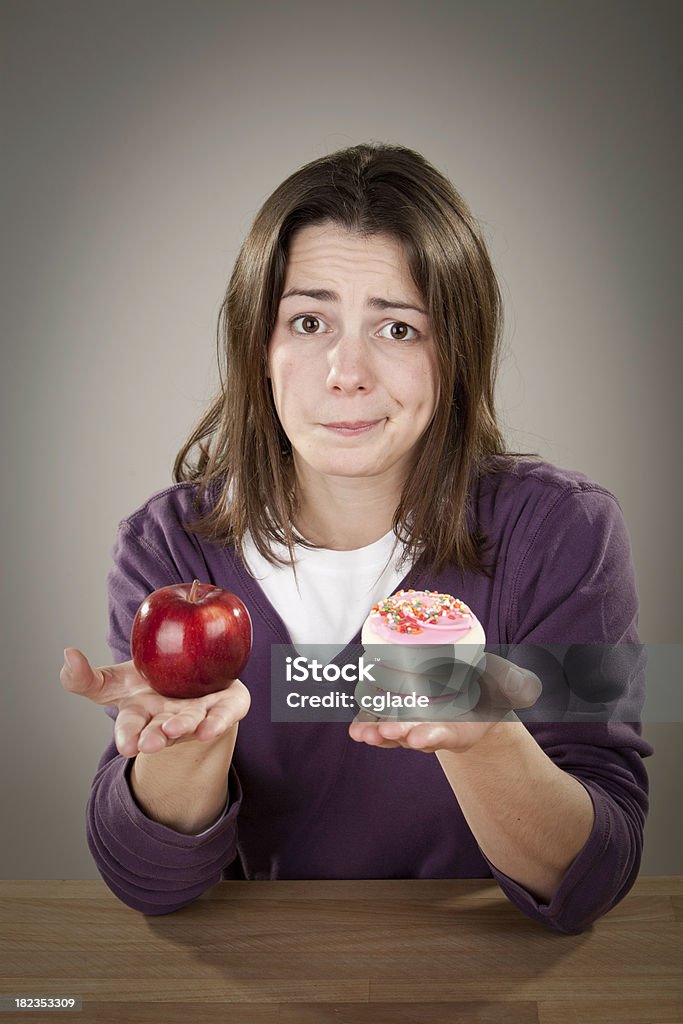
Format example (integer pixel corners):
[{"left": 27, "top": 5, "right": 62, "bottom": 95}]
[{"left": 280, "top": 287, "right": 428, "bottom": 317}]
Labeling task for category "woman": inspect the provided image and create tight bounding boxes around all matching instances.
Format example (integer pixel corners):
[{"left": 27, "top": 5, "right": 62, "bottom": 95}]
[{"left": 61, "top": 142, "right": 652, "bottom": 933}]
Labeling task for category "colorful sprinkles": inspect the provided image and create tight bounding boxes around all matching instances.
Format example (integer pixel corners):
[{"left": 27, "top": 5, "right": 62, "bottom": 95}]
[{"left": 370, "top": 589, "right": 474, "bottom": 635}]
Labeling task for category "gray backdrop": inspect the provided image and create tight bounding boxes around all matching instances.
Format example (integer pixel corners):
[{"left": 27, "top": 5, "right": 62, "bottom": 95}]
[{"left": 2, "top": 0, "right": 681, "bottom": 877}]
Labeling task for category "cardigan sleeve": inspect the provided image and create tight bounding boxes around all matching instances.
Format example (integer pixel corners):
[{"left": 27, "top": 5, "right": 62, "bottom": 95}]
[
  {"left": 487, "top": 486, "right": 653, "bottom": 934},
  {"left": 86, "top": 514, "right": 243, "bottom": 915}
]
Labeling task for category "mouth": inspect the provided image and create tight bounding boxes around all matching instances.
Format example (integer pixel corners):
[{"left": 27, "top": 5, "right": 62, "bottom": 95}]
[{"left": 322, "top": 420, "right": 383, "bottom": 436}]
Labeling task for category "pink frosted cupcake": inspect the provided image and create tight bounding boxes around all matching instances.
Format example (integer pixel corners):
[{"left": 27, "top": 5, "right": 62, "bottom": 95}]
[
  {"left": 362, "top": 589, "right": 485, "bottom": 661},
  {"left": 358, "top": 589, "right": 486, "bottom": 718}
]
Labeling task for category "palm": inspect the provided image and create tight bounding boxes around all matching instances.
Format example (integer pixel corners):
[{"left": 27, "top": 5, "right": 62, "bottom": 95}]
[
  {"left": 349, "top": 713, "right": 506, "bottom": 754},
  {"left": 115, "top": 679, "right": 252, "bottom": 753},
  {"left": 349, "top": 652, "right": 540, "bottom": 755},
  {"left": 61, "top": 648, "right": 251, "bottom": 756}
]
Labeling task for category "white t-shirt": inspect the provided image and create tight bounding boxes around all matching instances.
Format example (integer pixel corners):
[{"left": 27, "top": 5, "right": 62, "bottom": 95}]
[{"left": 241, "top": 529, "right": 414, "bottom": 660}]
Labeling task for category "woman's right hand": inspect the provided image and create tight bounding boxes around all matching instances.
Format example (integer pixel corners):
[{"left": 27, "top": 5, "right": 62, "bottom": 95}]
[{"left": 60, "top": 647, "right": 251, "bottom": 757}]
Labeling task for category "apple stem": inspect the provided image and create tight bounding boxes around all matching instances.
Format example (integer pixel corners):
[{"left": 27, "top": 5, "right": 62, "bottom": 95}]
[{"left": 189, "top": 579, "right": 201, "bottom": 603}]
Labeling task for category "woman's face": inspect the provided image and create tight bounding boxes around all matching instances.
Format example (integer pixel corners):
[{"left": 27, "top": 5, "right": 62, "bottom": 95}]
[{"left": 267, "top": 222, "right": 439, "bottom": 490}]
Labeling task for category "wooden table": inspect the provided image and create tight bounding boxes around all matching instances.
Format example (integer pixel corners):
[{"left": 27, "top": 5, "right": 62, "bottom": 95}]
[{"left": 1, "top": 877, "right": 682, "bottom": 1023}]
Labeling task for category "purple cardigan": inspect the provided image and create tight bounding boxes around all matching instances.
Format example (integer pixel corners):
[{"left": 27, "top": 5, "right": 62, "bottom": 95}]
[{"left": 88, "top": 459, "right": 652, "bottom": 933}]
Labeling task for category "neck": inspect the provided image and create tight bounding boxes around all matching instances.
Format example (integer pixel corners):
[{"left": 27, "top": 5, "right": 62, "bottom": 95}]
[{"left": 293, "top": 471, "right": 402, "bottom": 551}]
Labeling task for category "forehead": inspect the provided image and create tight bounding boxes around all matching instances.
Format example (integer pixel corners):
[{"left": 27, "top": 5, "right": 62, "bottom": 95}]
[{"left": 283, "top": 223, "right": 416, "bottom": 291}]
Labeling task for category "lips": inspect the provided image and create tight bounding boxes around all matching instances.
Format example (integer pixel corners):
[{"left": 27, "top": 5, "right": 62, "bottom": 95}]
[
  {"left": 322, "top": 420, "right": 383, "bottom": 436},
  {"left": 325, "top": 421, "right": 381, "bottom": 429}
]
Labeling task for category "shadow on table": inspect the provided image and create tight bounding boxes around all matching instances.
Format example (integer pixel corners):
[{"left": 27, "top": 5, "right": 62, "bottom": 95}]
[{"left": 142, "top": 885, "right": 591, "bottom": 1018}]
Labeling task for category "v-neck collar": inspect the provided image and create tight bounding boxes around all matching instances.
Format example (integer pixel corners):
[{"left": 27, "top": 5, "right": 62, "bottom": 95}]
[{"left": 227, "top": 542, "right": 431, "bottom": 667}]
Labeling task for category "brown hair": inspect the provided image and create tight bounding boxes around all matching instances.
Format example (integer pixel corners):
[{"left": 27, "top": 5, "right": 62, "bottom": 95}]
[{"left": 173, "top": 141, "right": 535, "bottom": 576}]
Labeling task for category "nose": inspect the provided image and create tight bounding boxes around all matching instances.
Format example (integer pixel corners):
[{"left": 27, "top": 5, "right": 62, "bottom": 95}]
[{"left": 326, "top": 333, "right": 376, "bottom": 394}]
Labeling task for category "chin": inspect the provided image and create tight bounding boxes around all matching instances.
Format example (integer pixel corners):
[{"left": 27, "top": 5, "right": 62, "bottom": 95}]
[
  {"left": 294, "top": 440, "right": 412, "bottom": 482},
  {"left": 324, "top": 454, "right": 403, "bottom": 480}
]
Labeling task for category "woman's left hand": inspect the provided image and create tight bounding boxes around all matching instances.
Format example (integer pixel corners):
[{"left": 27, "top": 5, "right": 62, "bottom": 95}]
[{"left": 348, "top": 652, "right": 541, "bottom": 754}]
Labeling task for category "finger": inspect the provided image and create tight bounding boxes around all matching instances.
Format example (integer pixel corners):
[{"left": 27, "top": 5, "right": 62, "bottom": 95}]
[
  {"left": 195, "top": 708, "right": 231, "bottom": 742},
  {"left": 138, "top": 714, "right": 176, "bottom": 754},
  {"left": 60, "top": 648, "right": 104, "bottom": 698},
  {"left": 376, "top": 720, "right": 413, "bottom": 742},
  {"left": 61, "top": 648, "right": 141, "bottom": 705},
  {"left": 349, "top": 713, "right": 381, "bottom": 740},
  {"left": 348, "top": 720, "right": 400, "bottom": 748},
  {"left": 396, "top": 720, "right": 486, "bottom": 753},
  {"left": 114, "top": 703, "right": 154, "bottom": 757},
  {"left": 211, "top": 679, "right": 251, "bottom": 721},
  {"left": 480, "top": 653, "right": 542, "bottom": 711},
  {"left": 160, "top": 708, "right": 205, "bottom": 740},
  {"left": 501, "top": 665, "right": 542, "bottom": 709},
  {"left": 404, "top": 723, "right": 449, "bottom": 750}
]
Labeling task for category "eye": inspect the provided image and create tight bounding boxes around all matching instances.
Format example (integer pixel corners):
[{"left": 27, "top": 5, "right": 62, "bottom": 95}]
[
  {"left": 289, "top": 315, "right": 328, "bottom": 335},
  {"left": 378, "top": 321, "right": 420, "bottom": 343}
]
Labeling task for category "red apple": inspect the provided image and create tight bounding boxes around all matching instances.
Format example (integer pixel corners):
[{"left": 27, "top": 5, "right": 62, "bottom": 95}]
[{"left": 131, "top": 579, "right": 252, "bottom": 699}]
